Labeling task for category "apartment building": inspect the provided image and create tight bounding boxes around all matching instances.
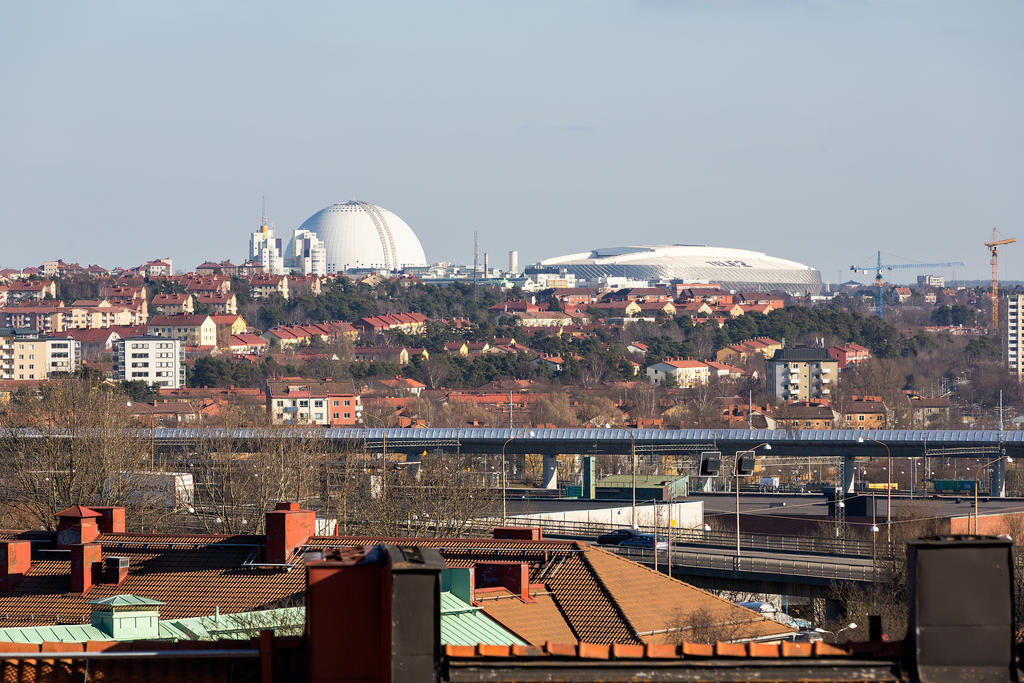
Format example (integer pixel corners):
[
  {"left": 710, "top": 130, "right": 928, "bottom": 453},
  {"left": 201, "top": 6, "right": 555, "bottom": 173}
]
[
  {"left": 0, "top": 328, "right": 81, "bottom": 380},
  {"left": 266, "top": 379, "right": 362, "bottom": 426},
  {"left": 112, "top": 336, "right": 186, "bottom": 389},
  {"left": 1007, "top": 294, "right": 1024, "bottom": 379},
  {"left": 249, "top": 274, "right": 289, "bottom": 300},
  {"left": 766, "top": 347, "right": 839, "bottom": 402},
  {"left": 645, "top": 359, "right": 710, "bottom": 388},
  {"left": 151, "top": 293, "right": 194, "bottom": 315},
  {"left": 147, "top": 315, "right": 217, "bottom": 348}
]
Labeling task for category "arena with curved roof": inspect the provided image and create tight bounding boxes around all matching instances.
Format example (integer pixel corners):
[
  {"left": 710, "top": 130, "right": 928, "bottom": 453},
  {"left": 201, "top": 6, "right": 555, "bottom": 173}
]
[{"left": 537, "top": 245, "right": 822, "bottom": 295}]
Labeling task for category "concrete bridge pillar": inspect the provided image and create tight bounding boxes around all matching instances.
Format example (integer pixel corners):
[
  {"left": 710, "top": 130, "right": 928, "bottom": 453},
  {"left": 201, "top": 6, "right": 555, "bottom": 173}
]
[
  {"left": 841, "top": 455, "right": 856, "bottom": 494},
  {"left": 991, "top": 456, "right": 1007, "bottom": 498},
  {"left": 542, "top": 453, "right": 559, "bottom": 490}
]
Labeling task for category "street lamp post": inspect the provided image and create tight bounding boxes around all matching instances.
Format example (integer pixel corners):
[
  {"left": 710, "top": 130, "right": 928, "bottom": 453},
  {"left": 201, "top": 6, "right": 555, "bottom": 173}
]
[
  {"left": 735, "top": 443, "right": 771, "bottom": 558},
  {"left": 974, "top": 453, "right": 1014, "bottom": 533},
  {"left": 858, "top": 437, "right": 892, "bottom": 545},
  {"left": 501, "top": 429, "right": 535, "bottom": 524}
]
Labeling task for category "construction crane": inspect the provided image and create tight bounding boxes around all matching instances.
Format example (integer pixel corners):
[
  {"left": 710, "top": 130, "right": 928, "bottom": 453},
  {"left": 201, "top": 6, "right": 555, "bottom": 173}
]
[
  {"left": 985, "top": 228, "right": 1016, "bottom": 330},
  {"left": 850, "top": 252, "right": 965, "bottom": 318}
]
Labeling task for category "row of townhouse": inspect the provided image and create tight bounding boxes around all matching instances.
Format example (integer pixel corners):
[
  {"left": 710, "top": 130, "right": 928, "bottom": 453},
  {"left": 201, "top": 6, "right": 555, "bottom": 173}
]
[
  {"left": 0, "top": 302, "right": 144, "bottom": 333},
  {"left": 352, "top": 312, "right": 429, "bottom": 336},
  {"left": 150, "top": 292, "right": 238, "bottom": 315}
]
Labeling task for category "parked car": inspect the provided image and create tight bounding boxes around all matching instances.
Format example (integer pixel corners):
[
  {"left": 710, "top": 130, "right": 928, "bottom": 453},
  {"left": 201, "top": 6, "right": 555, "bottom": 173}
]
[
  {"left": 619, "top": 534, "right": 668, "bottom": 551},
  {"left": 596, "top": 528, "right": 641, "bottom": 546}
]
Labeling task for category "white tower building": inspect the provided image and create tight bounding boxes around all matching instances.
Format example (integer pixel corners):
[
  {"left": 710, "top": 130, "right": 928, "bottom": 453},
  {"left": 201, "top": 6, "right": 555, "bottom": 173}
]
[
  {"left": 249, "top": 211, "right": 285, "bottom": 275},
  {"left": 290, "top": 229, "right": 327, "bottom": 276}
]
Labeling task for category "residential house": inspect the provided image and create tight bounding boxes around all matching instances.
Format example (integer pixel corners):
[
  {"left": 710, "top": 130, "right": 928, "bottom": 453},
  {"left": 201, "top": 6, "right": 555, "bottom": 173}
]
[
  {"left": 210, "top": 314, "right": 247, "bottom": 347},
  {"left": 773, "top": 402, "right": 838, "bottom": 430},
  {"left": 766, "top": 347, "right": 838, "bottom": 402},
  {"left": 828, "top": 343, "right": 872, "bottom": 370},
  {"left": 600, "top": 287, "right": 673, "bottom": 304},
  {"left": 645, "top": 359, "right": 710, "bottom": 387},
  {"left": 715, "top": 337, "right": 784, "bottom": 365},
  {"left": 249, "top": 274, "right": 289, "bottom": 300},
  {"left": 626, "top": 342, "right": 648, "bottom": 357},
  {"left": 910, "top": 396, "right": 955, "bottom": 428},
  {"left": 151, "top": 293, "right": 194, "bottom": 315},
  {"left": 227, "top": 333, "right": 269, "bottom": 355},
  {"left": 288, "top": 275, "right": 323, "bottom": 297},
  {"left": 195, "top": 292, "right": 238, "bottom": 315},
  {"left": 354, "top": 346, "right": 410, "bottom": 365},
  {"left": 496, "top": 311, "right": 572, "bottom": 328},
  {"left": 266, "top": 379, "right": 362, "bottom": 425},
  {"left": 140, "top": 259, "right": 173, "bottom": 277},
  {"left": 129, "top": 400, "right": 198, "bottom": 425},
  {"left": 4, "top": 280, "right": 56, "bottom": 302},
  {"left": 352, "top": 313, "right": 429, "bottom": 336},
  {"left": 488, "top": 300, "right": 539, "bottom": 316},
  {"left": 841, "top": 396, "right": 887, "bottom": 429},
  {"left": 379, "top": 377, "right": 426, "bottom": 397},
  {"left": 444, "top": 341, "right": 469, "bottom": 357},
  {"left": 147, "top": 314, "right": 217, "bottom": 348}
]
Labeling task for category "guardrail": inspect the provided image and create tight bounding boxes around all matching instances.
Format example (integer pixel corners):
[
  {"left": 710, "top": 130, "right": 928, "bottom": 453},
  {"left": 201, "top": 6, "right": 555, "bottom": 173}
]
[
  {"left": 612, "top": 545, "right": 876, "bottom": 583},
  {"left": 498, "top": 516, "right": 888, "bottom": 558}
]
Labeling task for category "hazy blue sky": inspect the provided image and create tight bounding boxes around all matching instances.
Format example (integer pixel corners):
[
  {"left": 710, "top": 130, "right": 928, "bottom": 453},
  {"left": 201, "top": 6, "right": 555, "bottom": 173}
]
[{"left": 2, "top": 1, "right": 1021, "bottom": 284}]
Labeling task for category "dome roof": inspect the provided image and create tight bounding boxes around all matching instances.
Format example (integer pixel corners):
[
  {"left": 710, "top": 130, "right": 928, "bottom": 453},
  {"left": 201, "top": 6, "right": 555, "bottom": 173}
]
[{"left": 295, "top": 201, "right": 427, "bottom": 273}]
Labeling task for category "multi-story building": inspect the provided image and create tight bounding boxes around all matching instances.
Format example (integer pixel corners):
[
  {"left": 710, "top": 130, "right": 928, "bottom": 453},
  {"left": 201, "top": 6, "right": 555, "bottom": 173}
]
[
  {"left": 249, "top": 217, "right": 285, "bottom": 275},
  {"left": 151, "top": 293, "right": 194, "bottom": 315},
  {"left": 266, "top": 379, "right": 362, "bottom": 425},
  {"left": 766, "top": 347, "right": 839, "bottom": 402},
  {"left": 290, "top": 229, "right": 327, "bottom": 276},
  {"left": 249, "top": 274, "right": 289, "bottom": 300},
  {"left": 917, "top": 274, "right": 945, "bottom": 288},
  {"left": 195, "top": 292, "right": 237, "bottom": 315},
  {"left": 645, "top": 359, "right": 710, "bottom": 388},
  {"left": 112, "top": 336, "right": 185, "bottom": 389},
  {"left": 147, "top": 315, "right": 217, "bottom": 348},
  {"left": 1007, "top": 294, "right": 1024, "bottom": 379},
  {"left": 0, "top": 329, "right": 81, "bottom": 380}
]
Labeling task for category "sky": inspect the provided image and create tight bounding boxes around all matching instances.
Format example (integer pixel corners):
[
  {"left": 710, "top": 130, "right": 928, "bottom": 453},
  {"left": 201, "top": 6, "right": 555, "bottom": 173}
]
[{"left": 1, "top": 1, "right": 1022, "bottom": 284}]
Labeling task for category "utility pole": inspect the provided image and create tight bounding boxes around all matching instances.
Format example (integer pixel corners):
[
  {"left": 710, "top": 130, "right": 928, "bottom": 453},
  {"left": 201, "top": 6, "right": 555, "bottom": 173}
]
[{"left": 473, "top": 230, "right": 479, "bottom": 301}]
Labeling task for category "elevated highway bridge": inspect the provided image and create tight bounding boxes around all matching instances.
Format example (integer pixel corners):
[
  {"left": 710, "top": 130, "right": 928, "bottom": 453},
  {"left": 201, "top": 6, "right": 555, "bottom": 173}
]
[{"left": 137, "top": 426, "right": 1018, "bottom": 495}]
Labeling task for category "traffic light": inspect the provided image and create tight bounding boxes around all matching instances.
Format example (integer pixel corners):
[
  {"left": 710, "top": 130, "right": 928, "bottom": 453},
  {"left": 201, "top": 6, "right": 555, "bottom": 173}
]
[
  {"left": 736, "top": 451, "right": 756, "bottom": 476},
  {"left": 699, "top": 451, "right": 722, "bottom": 476}
]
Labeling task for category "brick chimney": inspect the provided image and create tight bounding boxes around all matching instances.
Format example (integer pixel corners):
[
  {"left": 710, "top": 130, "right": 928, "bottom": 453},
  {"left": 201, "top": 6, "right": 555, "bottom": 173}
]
[
  {"left": 474, "top": 561, "right": 532, "bottom": 602},
  {"left": 89, "top": 507, "right": 126, "bottom": 534},
  {"left": 306, "top": 545, "right": 443, "bottom": 683},
  {"left": 70, "top": 543, "right": 102, "bottom": 594},
  {"left": 55, "top": 505, "right": 101, "bottom": 549},
  {"left": 0, "top": 540, "right": 31, "bottom": 594},
  {"left": 265, "top": 502, "right": 316, "bottom": 564}
]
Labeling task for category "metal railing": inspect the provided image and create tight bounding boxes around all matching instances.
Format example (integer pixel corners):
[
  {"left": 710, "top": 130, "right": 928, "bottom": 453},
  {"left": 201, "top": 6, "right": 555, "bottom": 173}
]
[
  {"left": 496, "top": 516, "right": 886, "bottom": 558},
  {"left": 612, "top": 545, "right": 876, "bottom": 583}
]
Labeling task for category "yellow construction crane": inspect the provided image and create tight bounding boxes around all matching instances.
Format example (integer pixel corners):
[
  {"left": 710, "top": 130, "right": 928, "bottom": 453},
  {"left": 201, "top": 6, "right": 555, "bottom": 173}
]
[{"left": 985, "top": 228, "right": 1016, "bottom": 329}]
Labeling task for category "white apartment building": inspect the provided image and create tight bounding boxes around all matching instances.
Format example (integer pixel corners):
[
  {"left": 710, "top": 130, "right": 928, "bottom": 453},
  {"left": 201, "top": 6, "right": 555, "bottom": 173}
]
[
  {"left": 249, "top": 219, "right": 286, "bottom": 275},
  {"left": 290, "top": 229, "right": 327, "bottom": 276},
  {"left": 113, "top": 336, "right": 186, "bottom": 389},
  {"left": 1007, "top": 294, "right": 1024, "bottom": 379}
]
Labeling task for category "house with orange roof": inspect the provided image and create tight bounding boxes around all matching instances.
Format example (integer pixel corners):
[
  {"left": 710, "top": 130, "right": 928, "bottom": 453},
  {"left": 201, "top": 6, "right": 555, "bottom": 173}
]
[{"left": 147, "top": 314, "right": 216, "bottom": 347}]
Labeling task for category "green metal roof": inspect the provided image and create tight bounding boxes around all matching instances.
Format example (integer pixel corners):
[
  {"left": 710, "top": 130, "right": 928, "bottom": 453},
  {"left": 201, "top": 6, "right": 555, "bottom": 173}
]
[
  {"left": 87, "top": 595, "right": 165, "bottom": 607},
  {"left": 439, "top": 592, "right": 525, "bottom": 647}
]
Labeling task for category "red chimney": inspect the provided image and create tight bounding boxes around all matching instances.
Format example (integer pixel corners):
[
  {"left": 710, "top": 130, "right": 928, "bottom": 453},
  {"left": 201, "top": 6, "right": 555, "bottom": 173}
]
[
  {"left": 70, "top": 543, "right": 102, "bottom": 594},
  {"left": 265, "top": 502, "right": 316, "bottom": 564},
  {"left": 474, "top": 561, "right": 532, "bottom": 602},
  {"left": 492, "top": 526, "right": 542, "bottom": 541},
  {"left": 55, "top": 505, "right": 101, "bottom": 549},
  {"left": 89, "top": 507, "right": 126, "bottom": 534},
  {"left": 0, "top": 540, "right": 31, "bottom": 593}
]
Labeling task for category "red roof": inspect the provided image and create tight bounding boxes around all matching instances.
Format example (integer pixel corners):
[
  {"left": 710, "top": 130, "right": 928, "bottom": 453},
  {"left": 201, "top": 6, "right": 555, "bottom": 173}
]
[{"left": 55, "top": 504, "right": 100, "bottom": 519}]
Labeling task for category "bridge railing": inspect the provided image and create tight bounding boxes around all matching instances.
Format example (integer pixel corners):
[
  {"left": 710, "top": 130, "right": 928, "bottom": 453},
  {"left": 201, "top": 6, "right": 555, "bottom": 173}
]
[
  {"left": 611, "top": 545, "right": 876, "bottom": 583},
  {"left": 493, "top": 516, "right": 886, "bottom": 558}
]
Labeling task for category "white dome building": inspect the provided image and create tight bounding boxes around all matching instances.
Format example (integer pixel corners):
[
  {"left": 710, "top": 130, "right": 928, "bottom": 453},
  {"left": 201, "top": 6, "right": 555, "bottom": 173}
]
[{"left": 293, "top": 201, "right": 428, "bottom": 273}]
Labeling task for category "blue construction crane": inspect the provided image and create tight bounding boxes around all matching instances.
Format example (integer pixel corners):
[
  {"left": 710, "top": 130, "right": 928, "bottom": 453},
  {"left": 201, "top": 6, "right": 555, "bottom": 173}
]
[{"left": 850, "top": 252, "right": 964, "bottom": 318}]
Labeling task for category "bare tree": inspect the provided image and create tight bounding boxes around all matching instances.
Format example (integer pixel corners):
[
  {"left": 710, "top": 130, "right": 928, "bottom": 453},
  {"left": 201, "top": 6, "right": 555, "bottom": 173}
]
[{"left": 0, "top": 379, "right": 171, "bottom": 531}]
